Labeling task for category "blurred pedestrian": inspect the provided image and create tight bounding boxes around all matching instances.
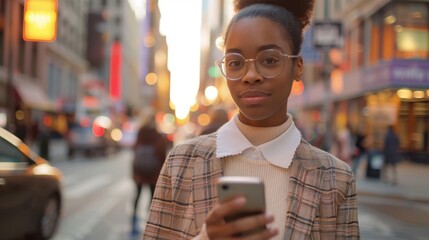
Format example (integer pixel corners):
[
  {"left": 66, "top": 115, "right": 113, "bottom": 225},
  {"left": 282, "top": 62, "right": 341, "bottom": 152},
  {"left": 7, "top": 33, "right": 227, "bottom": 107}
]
[
  {"left": 143, "top": 0, "right": 359, "bottom": 239},
  {"left": 15, "top": 119, "right": 27, "bottom": 142},
  {"left": 382, "top": 125, "right": 401, "bottom": 185},
  {"left": 199, "top": 106, "right": 229, "bottom": 135},
  {"left": 330, "top": 124, "right": 354, "bottom": 166},
  {"left": 131, "top": 111, "right": 167, "bottom": 236},
  {"left": 352, "top": 124, "right": 368, "bottom": 176},
  {"left": 39, "top": 125, "right": 50, "bottom": 160}
]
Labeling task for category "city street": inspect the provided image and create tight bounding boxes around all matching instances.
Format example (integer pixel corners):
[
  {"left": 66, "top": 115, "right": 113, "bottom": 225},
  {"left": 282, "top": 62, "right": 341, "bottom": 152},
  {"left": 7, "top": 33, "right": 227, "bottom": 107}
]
[
  {"left": 1, "top": 0, "right": 429, "bottom": 239},
  {"left": 48, "top": 148, "right": 429, "bottom": 240},
  {"left": 359, "top": 195, "right": 429, "bottom": 240},
  {"left": 50, "top": 150, "right": 150, "bottom": 240}
]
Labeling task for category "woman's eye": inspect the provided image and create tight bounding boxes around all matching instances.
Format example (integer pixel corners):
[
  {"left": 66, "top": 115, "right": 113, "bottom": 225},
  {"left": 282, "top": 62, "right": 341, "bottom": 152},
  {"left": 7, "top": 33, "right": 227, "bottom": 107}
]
[
  {"left": 260, "top": 57, "right": 280, "bottom": 65},
  {"left": 227, "top": 60, "right": 243, "bottom": 68}
]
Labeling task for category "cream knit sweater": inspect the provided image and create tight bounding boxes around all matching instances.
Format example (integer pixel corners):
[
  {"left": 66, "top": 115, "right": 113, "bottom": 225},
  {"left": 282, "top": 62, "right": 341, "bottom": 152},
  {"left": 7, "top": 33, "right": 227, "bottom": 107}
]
[{"left": 222, "top": 117, "right": 292, "bottom": 239}]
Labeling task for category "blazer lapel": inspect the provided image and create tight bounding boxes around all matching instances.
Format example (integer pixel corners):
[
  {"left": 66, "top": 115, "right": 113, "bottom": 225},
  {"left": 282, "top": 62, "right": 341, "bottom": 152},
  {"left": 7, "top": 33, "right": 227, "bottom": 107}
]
[
  {"left": 192, "top": 139, "right": 223, "bottom": 231},
  {"left": 284, "top": 142, "right": 323, "bottom": 239}
]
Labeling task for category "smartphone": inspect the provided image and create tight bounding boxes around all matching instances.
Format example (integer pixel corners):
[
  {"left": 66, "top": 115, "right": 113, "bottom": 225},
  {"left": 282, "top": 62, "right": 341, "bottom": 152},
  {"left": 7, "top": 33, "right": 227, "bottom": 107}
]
[{"left": 216, "top": 176, "right": 266, "bottom": 236}]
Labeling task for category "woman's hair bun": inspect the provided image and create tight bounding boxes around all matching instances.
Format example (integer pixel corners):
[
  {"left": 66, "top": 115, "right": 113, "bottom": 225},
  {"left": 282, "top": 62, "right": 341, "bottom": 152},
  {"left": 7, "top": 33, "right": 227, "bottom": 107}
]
[{"left": 233, "top": 0, "right": 315, "bottom": 29}]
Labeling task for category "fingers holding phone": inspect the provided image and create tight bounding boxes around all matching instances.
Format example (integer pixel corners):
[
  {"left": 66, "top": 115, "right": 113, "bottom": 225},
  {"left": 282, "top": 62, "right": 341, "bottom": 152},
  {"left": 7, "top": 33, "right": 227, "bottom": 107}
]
[
  {"left": 205, "top": 196, "right": 277, "bottom": 239},
  {"left": 204, "top": 176, "right": 278, "bottom": 239}
]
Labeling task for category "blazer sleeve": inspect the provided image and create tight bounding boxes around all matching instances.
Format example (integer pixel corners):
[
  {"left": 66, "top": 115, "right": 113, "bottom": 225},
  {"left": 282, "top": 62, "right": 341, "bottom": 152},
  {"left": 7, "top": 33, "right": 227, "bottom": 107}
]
[
  {"left": 142, "top": 144, "right": 203, "bottom": 239},
  {"left": 142, "top": 158, "right": 177, "bottom": 239},
  {"left": 336, "top": 174, "right": 360, "bottom": 239}
]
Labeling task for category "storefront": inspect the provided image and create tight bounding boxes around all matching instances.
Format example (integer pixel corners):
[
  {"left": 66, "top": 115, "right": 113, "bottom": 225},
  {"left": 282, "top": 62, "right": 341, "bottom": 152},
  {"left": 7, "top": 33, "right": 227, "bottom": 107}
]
[
  {"left": 292, "top": 1, "right": 429, "bottom": 162},
  {"left": 341, "top": 0, "right": 429, "bottom": 162}
]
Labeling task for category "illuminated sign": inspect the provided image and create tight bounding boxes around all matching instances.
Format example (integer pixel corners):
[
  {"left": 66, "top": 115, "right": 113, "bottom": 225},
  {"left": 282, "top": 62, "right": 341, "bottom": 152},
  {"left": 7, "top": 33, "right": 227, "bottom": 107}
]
[
  {"left": 110, "top": 42, "right": 122, "bottom": 100},
  {"left": 23, "top": 0, "right": 58, "bottom": 42}
]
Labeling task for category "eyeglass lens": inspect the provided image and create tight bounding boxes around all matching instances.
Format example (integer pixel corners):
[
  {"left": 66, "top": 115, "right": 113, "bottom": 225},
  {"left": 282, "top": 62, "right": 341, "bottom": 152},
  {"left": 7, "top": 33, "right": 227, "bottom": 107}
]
[{"left": 221, "top": 49, "right": 286, "bottom": 80}]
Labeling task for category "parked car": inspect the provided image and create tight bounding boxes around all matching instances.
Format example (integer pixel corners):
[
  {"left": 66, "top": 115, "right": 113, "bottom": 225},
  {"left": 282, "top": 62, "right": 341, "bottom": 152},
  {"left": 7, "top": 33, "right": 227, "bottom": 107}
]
[
  {"left": 118, "top": 119, "right": 138, "bottom": 148},
  {"left": 66, "top": 123, "right": 108, "bottom": 157},
  {"left": 0, "top": 127, "right": 62, "bottom": 240}
]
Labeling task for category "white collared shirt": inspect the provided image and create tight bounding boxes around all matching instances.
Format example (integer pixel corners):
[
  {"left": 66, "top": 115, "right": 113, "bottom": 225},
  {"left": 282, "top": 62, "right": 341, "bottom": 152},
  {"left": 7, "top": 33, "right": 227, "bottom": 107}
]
[{"left": 216, "top": 115, "right": 302, "bottom": 169}]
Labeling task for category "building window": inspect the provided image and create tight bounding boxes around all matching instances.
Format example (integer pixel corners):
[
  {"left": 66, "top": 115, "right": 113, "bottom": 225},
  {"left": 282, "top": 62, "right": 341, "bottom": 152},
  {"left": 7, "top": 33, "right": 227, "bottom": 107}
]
[
  {"left": 18, "top": 6, "right": 25, "bottom": 74},
  {"left": 31, "top": 43, "right": 37, "bottom": 77},
  {"left": 395, "top": 3, "right": 429, "bottom": 59},
  {"left": 68, "top": 72, "right": 77, "bottom": 101},
  {"left": 0, "top": 19, "right": 4, "bottom": 67},
  {"left": 379, "top": 2, "right": 429, "bottom": 60},
  {"left": 47, "top": 63, "right": 62, "bottom": 100},
  {"left": 369, "top": 15, "right": 381, "bottom": 64},
  {"left": 0, "top": 0, "right": 5, "bottom": 66},
  {"left": 48, "top": 63, "right": 56, "bottom": 99},
  {"left": 115, "top": 16, "right": 121, "bottom": 26}
]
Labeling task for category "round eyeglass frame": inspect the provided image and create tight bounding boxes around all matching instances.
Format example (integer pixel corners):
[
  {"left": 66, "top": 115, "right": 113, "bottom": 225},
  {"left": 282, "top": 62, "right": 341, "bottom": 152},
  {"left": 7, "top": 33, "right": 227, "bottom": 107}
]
[{"left": 216, "top": 49, "right": 300, "bottom": 81}]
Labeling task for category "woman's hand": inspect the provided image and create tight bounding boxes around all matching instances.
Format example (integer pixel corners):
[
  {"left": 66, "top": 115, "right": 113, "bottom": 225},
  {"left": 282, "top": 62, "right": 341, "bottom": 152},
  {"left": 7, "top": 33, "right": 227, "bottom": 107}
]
[{"left": 205, "top": 196, "right": 278, "bottom": 239}]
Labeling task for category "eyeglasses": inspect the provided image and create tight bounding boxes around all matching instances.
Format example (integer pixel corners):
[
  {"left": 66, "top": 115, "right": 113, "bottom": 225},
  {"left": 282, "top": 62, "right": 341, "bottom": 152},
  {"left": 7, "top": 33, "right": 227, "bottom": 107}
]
[{"left": 216, "top": 49, "right": 299, "bottom": 81}]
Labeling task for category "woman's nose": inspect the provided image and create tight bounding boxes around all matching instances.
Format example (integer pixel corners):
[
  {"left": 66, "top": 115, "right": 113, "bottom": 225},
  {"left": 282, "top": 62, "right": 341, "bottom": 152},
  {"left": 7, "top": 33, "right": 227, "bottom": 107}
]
[{"left": 241, "top": 60, "right": 263, "bottom": 84}]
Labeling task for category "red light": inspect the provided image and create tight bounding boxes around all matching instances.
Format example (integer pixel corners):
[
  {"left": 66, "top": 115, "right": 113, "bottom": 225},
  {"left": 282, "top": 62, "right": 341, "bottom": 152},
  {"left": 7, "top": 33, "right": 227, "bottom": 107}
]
[
  {"left": 110, "top": 42, "right": 122, "bottom": 100},
  {"left": 80, "top": 117, "right": 91, "bottom": 128},
  {"left": 92, "top": 122, "right": 105, "bottom": 137},
  {"left": 167, "top": 134, "right": 174, "bottom": 142},
  {"left": 43, "top": 115, "right": 53, "bottom": 127},
  {"left": 123, "top": 121, "right": 132, "bottom": 131}
]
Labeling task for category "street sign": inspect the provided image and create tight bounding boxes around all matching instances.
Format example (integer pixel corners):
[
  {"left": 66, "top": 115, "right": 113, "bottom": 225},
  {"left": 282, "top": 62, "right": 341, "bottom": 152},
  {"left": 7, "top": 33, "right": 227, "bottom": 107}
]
[
  {"left": 312, "top": 21, "right": 343, "bottom": 49},
  {"left": 23, "top": 0, "right": 58, "bottom": 42}
]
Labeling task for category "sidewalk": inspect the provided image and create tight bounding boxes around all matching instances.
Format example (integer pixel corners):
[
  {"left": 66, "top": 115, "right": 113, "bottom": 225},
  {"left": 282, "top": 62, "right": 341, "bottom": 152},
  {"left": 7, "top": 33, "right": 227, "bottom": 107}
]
[
  {"left": 33, "top": 139, "right": 429, "bottom": 203},
  {"left": 355, "top": 159, "right": 429, "bottom": 203}
]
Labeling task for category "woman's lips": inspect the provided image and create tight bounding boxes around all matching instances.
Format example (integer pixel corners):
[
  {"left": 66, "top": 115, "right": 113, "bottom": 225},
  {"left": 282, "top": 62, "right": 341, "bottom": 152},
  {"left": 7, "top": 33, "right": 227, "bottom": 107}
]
[{"left": 239, "top": 90, "right": 271, "bottom": 105}]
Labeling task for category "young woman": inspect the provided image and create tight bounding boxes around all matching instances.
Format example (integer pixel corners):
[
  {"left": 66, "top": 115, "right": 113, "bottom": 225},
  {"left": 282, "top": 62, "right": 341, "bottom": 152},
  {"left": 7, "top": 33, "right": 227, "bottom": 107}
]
[{"left": 143, "top": 0, "right": 359, "bottom": 239}]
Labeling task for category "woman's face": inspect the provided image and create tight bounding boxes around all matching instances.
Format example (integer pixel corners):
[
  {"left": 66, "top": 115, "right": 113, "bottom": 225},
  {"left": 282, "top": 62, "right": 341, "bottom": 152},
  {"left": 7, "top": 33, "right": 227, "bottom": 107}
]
[{"left": 224, "top": 17, "right": 303, "bottom": 127}]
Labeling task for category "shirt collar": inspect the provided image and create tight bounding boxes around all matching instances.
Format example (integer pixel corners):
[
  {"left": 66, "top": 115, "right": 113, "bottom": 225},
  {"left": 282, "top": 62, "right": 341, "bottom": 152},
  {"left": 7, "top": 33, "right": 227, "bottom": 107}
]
[{"left": 216, "top": 115, "right": 302, "bottom": 169}]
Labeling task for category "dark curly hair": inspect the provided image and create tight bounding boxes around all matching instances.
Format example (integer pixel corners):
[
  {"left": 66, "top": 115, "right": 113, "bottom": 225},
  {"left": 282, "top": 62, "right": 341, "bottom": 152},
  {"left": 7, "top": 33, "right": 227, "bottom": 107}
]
[
  {"left": 224, "top": 0, "right": 315, "bottom": 55},
  {"left": 233, "top": 0, "right": 314, "bottom": 29}
]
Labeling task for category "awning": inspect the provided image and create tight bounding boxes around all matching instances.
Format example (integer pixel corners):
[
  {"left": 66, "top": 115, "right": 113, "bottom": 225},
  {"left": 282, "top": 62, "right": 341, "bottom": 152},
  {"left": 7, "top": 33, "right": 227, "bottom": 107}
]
[{"left": 13, "top": 78, "right": 56, "bottom": 111}]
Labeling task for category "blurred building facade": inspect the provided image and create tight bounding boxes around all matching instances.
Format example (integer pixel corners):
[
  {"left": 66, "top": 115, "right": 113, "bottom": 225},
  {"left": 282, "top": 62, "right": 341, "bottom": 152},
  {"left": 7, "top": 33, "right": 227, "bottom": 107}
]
[
  {"left": 87, "top": 0, "right": 142, "bottom": 114},
  {"left": 290, "top": 0, "right": 429, "bottom": 162},
  {"left": 0, "top": 0, "right": 88, "bottom": 138},
  {"left": 143, "top": 0, "right": 169, "bottom": 114},
  {"left": 145, "top": 0, "right": 429, "bottom": 160}
]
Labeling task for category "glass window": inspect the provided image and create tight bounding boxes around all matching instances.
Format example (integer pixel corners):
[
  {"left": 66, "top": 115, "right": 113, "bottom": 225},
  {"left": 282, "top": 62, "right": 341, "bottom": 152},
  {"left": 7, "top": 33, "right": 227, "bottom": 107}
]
[
  {"left": 18, "top": 4, "right": 25, "bottom": 73},
  {"left": 357, "top": 21, "right": 364, "bottom": 67},
  {"left": 382, "top": 7, "right": 396, "bottom": 61},
  {"left": 380, "top": 3, "right": 429, "bottom": 60},
  {"left": 395, "top": 3, "right": 429, "bottom": 59},
  {"left": 0, "top": 137, "right": 26, "bottom": 163},
  {"left": 369, "top": 15, "right": 381, "bottom": 64},
  {"left": 0, "top": 0, "right": 5, "bottom": 66},
  {"left": 31, "top": 43, "right": 38, "bottom": 77},
  {"left": 48, "top": 63, "right": 56, "bottom": 99}
]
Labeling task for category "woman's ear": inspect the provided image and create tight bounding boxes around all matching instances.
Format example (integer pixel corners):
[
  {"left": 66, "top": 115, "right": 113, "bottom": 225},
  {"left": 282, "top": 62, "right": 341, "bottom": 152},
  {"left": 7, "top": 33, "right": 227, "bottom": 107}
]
[{"left": 294, "top": 57, "right": 304, "bottom": 81}]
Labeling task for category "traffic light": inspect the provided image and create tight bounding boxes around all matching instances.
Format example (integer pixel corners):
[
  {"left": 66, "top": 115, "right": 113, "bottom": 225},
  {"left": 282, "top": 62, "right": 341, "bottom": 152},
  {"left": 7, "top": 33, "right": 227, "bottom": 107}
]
[{"left": 23, "top": 0, "right": 58, "bottom": 42}]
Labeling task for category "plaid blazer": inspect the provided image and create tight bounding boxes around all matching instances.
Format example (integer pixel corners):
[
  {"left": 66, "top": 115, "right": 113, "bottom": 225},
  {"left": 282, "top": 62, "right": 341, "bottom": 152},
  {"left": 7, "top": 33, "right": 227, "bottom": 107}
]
[{"left": 143, "top": 133, "right": 360, "bottom": 239}]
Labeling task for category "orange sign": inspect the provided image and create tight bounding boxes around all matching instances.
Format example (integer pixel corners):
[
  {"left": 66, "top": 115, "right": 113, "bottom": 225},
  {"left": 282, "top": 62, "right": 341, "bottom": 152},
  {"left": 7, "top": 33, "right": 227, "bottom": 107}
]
[{"left": 23, "top": 0, "right": 58, "bottom": 42}]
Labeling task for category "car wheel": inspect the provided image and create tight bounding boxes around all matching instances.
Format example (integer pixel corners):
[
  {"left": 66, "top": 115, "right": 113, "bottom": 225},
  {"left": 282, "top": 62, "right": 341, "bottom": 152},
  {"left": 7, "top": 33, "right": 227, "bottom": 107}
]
[{"left": 30, "top": 194, "right": 61, "bottom": 240}]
